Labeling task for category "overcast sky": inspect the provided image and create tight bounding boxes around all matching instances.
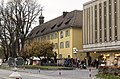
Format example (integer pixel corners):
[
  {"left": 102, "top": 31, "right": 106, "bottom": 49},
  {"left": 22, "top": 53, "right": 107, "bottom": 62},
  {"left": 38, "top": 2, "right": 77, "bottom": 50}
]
[
  {"left": 38, "top": 0, "right": 90, "bottom": 22},
  {"left": 5, "top": 0, "right": 90, "bottom": 25}
]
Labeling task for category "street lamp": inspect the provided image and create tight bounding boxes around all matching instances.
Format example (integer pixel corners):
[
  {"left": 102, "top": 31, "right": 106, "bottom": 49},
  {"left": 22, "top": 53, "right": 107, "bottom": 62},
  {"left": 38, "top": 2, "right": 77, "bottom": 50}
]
[
  {"left": 73, "top": 47, "right": 78, "bottom": 54},
  {"left": 73, "top": 47, "right": 79, "bottom": 67}
]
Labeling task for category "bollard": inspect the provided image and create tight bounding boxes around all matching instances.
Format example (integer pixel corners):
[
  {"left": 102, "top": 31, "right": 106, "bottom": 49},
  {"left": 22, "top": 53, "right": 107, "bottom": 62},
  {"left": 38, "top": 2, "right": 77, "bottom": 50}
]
[
  {"left": 59, "top": 71, "right": 61, "bottom": 75},
  {"left": 89, "top": 69, "right": 91, "bottom": 77},
  {"left": 38, "top": 68, "right": 40, "bottom": 73},
  {"left": 59, "top": 70, "right": 61, "bottom": 75},
  {"left": 16, "top": 78, "right": 22, "bottom": 79},
  {"left": 23, "top": 67, "right": 25, "bottom": 70},
  {"left": 16, "top": 78, "right": 21, "bottom": 79}
]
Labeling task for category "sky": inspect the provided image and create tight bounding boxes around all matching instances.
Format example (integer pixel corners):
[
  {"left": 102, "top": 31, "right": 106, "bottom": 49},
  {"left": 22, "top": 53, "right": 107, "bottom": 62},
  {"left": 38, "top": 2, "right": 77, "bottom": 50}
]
[
  {"left": 5, "top": 0, "right": 90, "bottom": 24},
  {"left": 38, "top": 0, "right": 90, "bottom": 22}
]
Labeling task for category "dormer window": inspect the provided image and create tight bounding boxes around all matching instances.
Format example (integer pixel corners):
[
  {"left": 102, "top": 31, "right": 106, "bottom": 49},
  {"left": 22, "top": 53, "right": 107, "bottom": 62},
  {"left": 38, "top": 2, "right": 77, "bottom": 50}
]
[
  {"left": 41, "top": 28, "right": 46, "bottom": 33},
  {"left": 36, "top": 30, "right": 40, "bottom": 34},
  {"left": 57, "top": 22, "right": 63, "bottom": 27},
  {"left": 65, "top": 19, "right": 71, "bottom": 25},
  {"left": 51, "top": 24, "right": 56, "bottom": 29}
]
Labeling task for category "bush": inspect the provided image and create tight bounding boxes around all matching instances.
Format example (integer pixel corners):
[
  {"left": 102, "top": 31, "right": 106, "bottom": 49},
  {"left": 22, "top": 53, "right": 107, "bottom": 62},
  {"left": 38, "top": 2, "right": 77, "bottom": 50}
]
[
  {"left": 98, "top": 66, "right": 120, "bottom": 75},
  {"left": 96, "top": 74, "right": 120, "bottom": 79},
  {"left": 19, "top": 65, "right": 74, "bottom": 70}
]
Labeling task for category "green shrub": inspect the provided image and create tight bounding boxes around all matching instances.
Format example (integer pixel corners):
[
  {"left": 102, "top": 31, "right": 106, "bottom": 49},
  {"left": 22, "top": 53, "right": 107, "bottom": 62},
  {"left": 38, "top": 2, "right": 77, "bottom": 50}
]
[
  {"left": 96, "top": 74, "right": 120, "bottom": 79},
  {"left": 19, "top": 65, "right": 74, "bottom": 70}
]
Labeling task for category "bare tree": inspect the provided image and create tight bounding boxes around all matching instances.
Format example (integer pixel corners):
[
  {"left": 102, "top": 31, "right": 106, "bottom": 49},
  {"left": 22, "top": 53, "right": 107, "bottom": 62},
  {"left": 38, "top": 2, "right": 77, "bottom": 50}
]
[{"left": 0, "top": 0, "right": 42, "bottom": 59}]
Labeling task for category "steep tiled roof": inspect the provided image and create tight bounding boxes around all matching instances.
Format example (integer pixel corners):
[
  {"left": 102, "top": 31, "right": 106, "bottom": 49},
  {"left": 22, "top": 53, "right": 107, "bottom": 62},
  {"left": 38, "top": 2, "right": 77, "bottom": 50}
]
[{"left": 28, "top": 10, "right": 83, "bottom": 39}]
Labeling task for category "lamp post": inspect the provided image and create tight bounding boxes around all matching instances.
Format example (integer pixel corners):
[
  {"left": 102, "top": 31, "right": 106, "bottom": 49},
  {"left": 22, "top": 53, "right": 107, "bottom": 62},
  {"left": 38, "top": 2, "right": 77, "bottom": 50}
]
[
  {"left": 73, "top": 47, "right": 78, "bottom": 54},
  {"left": 73, "top": 47, "right": 78, "bottom": 67},
  {"left": 73, "top": 47, "right": 78, "bottom": 58}
]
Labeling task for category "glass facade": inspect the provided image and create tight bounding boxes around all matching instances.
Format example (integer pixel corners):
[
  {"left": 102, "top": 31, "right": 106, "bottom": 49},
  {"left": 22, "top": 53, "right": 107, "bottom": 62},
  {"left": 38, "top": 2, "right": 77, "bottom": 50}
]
[
  {"left": 99, "top": 3, "right": 102, "bottom": 42},
  {"left": 104, "top": 1, "right": 107, "bottom": 42},
  {"left": 114, "top": 0, "right": 117, "bottom": 41},
  {"left": 95, "top": 5, "right": 97, "bottom": 43},
  {"left": 109, "top": 0, "right": 112, "bottom": 41},
  {"left": 83, "top": 0, "right": 120, "bottom": 49}
]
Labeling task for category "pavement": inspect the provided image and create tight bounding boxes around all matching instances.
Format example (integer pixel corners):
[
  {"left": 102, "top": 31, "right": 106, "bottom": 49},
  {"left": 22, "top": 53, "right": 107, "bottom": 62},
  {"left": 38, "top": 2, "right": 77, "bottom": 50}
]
[
  {"left": 15, "top": 67, "right": 99, "bottom": 79},
  {"left": 0, "top": 63, "right": 100, "bottom": 79}
]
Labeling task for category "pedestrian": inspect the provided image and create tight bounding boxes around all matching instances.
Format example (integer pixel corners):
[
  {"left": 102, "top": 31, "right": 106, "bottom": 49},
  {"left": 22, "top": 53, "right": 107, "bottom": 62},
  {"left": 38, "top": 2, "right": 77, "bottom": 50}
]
[{"left": 96, "top": 59, "right": 99, "bottom": 69}]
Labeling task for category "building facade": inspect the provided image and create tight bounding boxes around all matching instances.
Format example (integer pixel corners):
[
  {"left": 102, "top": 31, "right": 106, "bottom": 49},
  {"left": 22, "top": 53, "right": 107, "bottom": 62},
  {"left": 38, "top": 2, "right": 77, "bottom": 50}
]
[
  {"left": 27, "top": 10, "right": 85, "bottom": 60},
  {"left": 83, "top": 0, "right": 120, "bottom": 66}
]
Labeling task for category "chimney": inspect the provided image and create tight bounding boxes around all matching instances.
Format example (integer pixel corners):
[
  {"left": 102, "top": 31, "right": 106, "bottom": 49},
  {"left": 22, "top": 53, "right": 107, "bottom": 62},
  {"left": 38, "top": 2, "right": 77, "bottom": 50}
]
[
  {"left": 63, "top": 12, "right": 68, "bottom": 18},
  {"left": 39, "top": 15, "right": 44, "bottom": 25}
]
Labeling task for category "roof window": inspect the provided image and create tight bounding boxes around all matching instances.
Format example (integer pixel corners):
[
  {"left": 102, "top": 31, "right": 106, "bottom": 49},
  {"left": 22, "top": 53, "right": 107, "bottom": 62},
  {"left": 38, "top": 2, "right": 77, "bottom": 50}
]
[
  {"left": 57, "top": 22, "right": 63, "bottom": 27},
  {"left": 65, "top": 19, "right": 71, "bottom": 25},
  {"left": 41, "top": 28, "right": 46, "bottom": 33},
  {"left": 51, "top": 24, "right": 56, "bottom": 29},
  {"left": 36, "top": 30, "right": 40, "bottom": 34}
]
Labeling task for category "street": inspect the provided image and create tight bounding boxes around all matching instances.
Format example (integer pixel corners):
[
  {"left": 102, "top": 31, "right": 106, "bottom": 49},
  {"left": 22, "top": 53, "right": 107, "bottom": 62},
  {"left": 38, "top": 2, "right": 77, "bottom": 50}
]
[
  {"left": 0, "top": 69, "right": 67, "bottom": 79},
  {"left": 0, "top": 68, "right": 98, "bottom": 79}
]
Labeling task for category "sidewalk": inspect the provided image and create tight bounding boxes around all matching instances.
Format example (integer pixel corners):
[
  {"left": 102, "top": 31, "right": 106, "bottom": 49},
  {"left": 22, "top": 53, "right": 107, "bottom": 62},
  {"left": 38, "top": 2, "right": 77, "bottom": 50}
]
[{"left": 16, "top": 67, "right": 99, "bottom": 79}]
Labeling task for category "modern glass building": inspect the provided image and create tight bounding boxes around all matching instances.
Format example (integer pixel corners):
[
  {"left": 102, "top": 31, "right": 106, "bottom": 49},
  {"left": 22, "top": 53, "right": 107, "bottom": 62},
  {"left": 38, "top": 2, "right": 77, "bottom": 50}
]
[{"left": 83, "top": 0, "right": 120, "bottom": 66}]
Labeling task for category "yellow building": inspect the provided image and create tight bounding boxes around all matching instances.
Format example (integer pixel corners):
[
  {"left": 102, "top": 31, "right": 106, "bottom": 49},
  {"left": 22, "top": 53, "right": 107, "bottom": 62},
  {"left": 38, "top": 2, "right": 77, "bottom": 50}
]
[{"left": 27, "top": 10, "right": 85, "bottom": 60}]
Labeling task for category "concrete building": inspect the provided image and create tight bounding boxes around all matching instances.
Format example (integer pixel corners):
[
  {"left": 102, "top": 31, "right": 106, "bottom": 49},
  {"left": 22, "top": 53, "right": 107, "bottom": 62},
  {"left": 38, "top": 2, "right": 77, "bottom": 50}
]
[
  {"left": 83, "top": 0, "right": 120, "bottom": 66},
  {"left": 27, "top": 10, "right": 86, "bottom": 60}
]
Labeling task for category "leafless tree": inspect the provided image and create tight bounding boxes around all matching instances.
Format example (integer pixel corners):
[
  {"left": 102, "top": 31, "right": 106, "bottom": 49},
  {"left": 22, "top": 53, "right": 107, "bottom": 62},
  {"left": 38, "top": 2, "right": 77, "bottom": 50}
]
[{"left": 0, "top": 0, "right": 42, "bottom": 59}]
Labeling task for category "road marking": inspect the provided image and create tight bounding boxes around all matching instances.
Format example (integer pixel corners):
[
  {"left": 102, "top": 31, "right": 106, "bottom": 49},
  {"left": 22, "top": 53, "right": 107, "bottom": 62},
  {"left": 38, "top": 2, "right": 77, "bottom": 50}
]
[{"left": 0, "top": 76, "right": 11, "bottom": 79}]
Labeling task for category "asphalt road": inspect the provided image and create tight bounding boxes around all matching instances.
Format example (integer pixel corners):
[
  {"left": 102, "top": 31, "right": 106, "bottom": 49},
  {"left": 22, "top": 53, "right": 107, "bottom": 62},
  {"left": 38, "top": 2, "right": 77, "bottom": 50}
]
[
  {"left": 0, "top": 69, "right": 69, "bottom": 79},
  {"left": 0, "top": 68, "right": 98, "bottom": 79}
]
